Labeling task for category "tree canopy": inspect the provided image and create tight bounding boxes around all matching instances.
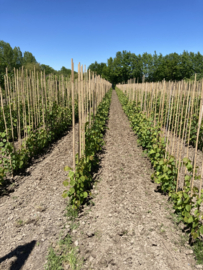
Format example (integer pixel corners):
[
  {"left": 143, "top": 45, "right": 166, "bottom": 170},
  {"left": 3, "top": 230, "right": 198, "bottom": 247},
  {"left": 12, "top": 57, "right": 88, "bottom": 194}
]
[
  {"left": 1, "top": 40, "right": 202, "bottom": 90},
  {"left": 0, "top": 40, "right": 77, "bottom": 89},
  {"left": 88, "top": 50, "right": 203, "bottom": 86}
]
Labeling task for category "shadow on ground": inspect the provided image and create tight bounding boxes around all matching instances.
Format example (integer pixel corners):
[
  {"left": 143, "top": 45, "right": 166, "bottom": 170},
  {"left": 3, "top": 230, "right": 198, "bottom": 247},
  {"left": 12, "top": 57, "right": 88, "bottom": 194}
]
[{"left": 0, "top": 240, "right": 36, "bottom": 270}]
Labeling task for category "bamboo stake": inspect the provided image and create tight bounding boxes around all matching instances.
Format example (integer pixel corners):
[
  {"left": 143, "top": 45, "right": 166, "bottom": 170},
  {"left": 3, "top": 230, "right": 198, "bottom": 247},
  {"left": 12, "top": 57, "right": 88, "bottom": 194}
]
[
  {"left": 171, "top": 85, "right": 181, "bottom": 156},
  {"left": 17, "top": 69, "right": 22, "bottom": 150},
  {"left": 7, "top": 78, "right": 14, "bottom": 146},
  {"left": 81, "top": 65, "right": 85, "bottom": 156},
  {"left": 89, "top": 69, "right": 91, "bottom": 127},
  {"left": 78, "top": 63, "right": 81, "bottom": 159},
  {"left": 71, "top": 59, "right": 75, "bottom": 172},
  {"left": 191, "top": 86, "right": 203, "bottom": 196}
]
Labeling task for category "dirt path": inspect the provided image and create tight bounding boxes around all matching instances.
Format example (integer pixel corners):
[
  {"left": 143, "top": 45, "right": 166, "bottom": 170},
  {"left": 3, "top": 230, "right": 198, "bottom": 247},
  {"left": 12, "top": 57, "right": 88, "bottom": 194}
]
[
  {"left": 0, "top": 126, "right": 78, "bottom": 270},
  {"left": 73, "top": 91, "right": 197, "bottom": 270},
  {"left": 0, "top": 91, "right": 200, "bottom": 270}
]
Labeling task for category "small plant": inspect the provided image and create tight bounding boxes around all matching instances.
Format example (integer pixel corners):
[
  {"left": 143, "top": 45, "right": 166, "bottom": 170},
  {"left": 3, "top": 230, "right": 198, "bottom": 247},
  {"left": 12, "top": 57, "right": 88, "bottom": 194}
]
[
  {"left": 193, "top": 239, "right": 203, "bottom": 264},
  {"left": 70, "top": 222, "right": 79, "bottom": 231},
  {"left": 16, "top": 219, "right": 24, "bottom": 227},
  {"left": 45, "top": 233, "right": 83, "bottom": 270},
  {"left": 66, "top": 204, "right": 79, "bottom": 221}
]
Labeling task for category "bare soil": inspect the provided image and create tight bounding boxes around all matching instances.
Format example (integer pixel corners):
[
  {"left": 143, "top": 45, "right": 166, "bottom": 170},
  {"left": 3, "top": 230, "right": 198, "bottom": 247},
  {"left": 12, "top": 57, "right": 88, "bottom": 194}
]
[
  {"left": 72, "top": 91, "right": 198, "bottom": 270},
  {"left": 0, "top": 90, "right": 201, "bottom": 270},
  {"left": 0, "top": 126, "right": 78, "bottom": 270}
]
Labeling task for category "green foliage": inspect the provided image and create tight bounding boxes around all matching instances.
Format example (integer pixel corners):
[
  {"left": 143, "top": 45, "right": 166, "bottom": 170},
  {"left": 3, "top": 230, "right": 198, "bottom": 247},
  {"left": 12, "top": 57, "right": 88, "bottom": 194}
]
[
  {"left": 63, "top": 89, "right": 112, "bottom": 209},
  {"left": 89, "top": 50, "right": 203, "bottom": 85},
  {"left": 23, "top": 51, "right": 37, "bottom": 65},
  {"left": 88, "top": 62, "right": 107, "bottom": 77},
  {"left": 193, "top": 239, "right": 203, "bottom": 264},
  {"left": 41, "top": 64, "right": 58, "bottom": 76},
  {"left": 116, "top": 87, "right": 203, "bottom": 242},
  {"left": 0, "top": 98, "right": 78, "bottom": 182},
  {"left": 0, "top": 40, "right": 78, "bottom": 90},
  {"left": 23, "top": 62, "right": 41, "bottom": 73},
  {"left": 45, "top": 233, "right": 82, "bottom": 270},
  {"left": 58, "top": 66, "right": 77, "bottom": 78}
]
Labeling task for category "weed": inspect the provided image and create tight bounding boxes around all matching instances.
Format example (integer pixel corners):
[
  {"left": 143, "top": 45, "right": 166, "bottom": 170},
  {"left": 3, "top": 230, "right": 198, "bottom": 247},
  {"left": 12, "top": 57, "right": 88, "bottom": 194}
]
[
  {"left": 90, "top": 201, "right": 95, "bottom": 206},
  {"left": 45, "top": 247, "right": 63, "bottom": 270},
  {"left": 66, "top": 205, "right": 78, "bottom": 221},
  {"left": 70, "top": 222, "right": 79, "bottom": 231},
  {"left": 45, "top": 233, "right": 83, "bottom": 270},
  {"left": 15, "top": 219, "right": 24, "bottom": 227},
  {"left": 95, "top": 230, "right": 102, "bottom": 239},
  {"left": 193, "top": 239, "right": 203, "bottom": 264},
  {"left": 179, "top": 234, "right": 189, "bottom": 247}
]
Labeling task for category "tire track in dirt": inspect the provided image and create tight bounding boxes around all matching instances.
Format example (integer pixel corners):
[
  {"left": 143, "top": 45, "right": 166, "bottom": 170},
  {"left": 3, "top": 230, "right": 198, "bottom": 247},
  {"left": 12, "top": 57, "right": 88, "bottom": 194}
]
[
  {"left": 0, "top": 125, "right": 78, "bottom": 270},
  {"left": 73, "top": 91, "right": 197, "bottom": 270}
]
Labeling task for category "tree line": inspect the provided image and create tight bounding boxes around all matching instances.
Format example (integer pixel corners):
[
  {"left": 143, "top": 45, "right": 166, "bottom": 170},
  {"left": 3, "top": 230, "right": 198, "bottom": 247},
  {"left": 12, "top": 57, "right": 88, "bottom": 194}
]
[
  {"left": 1, "top": 40, "right": 202, "bottom": 89},
  {"left": 0, "top": 40, "right": 76, "bottom": 89},
  {"left": 88, "top": 50, "right": 203, "bottom": 86}
]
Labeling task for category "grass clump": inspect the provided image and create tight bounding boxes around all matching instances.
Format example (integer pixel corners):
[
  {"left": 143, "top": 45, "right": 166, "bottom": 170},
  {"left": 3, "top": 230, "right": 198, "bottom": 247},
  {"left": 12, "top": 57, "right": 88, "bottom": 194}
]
[
  {"left": 193, "top": 239, "right": 203, "bottom": 265},
  {"left": 45, "top": 203, "right": 83, "bottom": 270},
  {"left": 45, "top": 233, "right": 83, "bottom": 270}
]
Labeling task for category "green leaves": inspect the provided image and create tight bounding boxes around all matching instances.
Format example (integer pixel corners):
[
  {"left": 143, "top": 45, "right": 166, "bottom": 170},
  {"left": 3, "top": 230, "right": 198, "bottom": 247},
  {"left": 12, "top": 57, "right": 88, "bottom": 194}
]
[
  {"left": 186, "top": 204, "right": 192, "bottom": 211},
  {"left": 62, "top": 89, "right": 112, "bottom": 209},
  {"left": 0, "top": 96, "right": 78, "bottom": 181},
  {"left": 116, "top": 87, "right": 203, "bottom": 243},
  {"left": 199, "top": 226, "right": 203, "bottom": 235},
  {"left": 62, "top": 191, "right": 68, "bottom": 198},
  {"left": 64, "top": 166, "right": 73, "bottom": 172},
  {"left": 63, "top": 180, "right": 69, "bottom": 187}
]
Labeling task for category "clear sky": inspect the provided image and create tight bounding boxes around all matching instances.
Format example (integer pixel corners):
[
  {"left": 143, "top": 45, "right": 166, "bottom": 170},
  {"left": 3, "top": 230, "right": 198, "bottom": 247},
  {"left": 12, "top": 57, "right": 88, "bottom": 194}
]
[{"left": 0, "top": 0, "right": 202, "bottom": 71}]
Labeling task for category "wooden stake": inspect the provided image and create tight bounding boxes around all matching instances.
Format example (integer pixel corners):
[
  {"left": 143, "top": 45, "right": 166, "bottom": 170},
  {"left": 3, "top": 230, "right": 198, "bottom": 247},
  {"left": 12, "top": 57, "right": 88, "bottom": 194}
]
[{"left": 71, "top": 59, "right": 75, "bottom": 171}]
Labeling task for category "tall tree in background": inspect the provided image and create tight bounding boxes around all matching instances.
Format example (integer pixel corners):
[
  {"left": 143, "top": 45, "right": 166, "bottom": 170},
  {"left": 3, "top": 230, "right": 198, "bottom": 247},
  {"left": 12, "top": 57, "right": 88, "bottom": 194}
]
[
  {"left": 23, "top": 51, "right": 37, "bottom": 65},
  {"left": 58, "top": 66, "right": 71, "bottom": 77},
  {"left": 41, "top": 64, "right": 57, "bottom": 75},
  {"left": 89, "top": 50, "right": 203, "bottom": 85},
  {"left": 0, "top": 41, "right": 23, "bottom": 72},
  {"left": 0, "top": 40, "right": 78, "bottom": 89},
  {"left": 0, "top": 41, "right": 24, "bottom": 88},
  {"left": 88, "top": 61, "right": 107, "bottom": 77}
]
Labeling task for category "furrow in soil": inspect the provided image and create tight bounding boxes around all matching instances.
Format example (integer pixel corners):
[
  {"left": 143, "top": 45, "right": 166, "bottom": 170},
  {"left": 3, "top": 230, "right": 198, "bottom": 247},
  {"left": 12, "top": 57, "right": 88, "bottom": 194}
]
[{"left": 76, "top": 91, "right": 196, "bottom": 270}]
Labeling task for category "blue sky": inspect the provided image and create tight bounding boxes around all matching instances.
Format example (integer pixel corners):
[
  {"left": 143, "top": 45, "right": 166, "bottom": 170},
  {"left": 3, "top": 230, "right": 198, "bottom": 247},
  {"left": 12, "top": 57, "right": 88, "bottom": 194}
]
[{"left": 0, "top": 0, "right": 203, "bottom": 71}]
